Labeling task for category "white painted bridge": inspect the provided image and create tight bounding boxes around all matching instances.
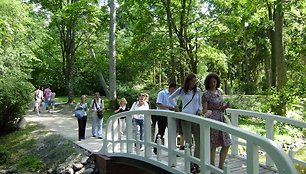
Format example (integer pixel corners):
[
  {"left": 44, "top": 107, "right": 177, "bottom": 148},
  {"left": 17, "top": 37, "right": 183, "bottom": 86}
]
[{"left": 98, "top": 109, "right": 306, "bottom": 174}]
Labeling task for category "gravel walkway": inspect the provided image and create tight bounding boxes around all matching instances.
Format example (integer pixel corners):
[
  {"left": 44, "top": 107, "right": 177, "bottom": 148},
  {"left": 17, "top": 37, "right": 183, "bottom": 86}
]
[{"left": 24, "top": 106, "right": 103, "bottom": 153}]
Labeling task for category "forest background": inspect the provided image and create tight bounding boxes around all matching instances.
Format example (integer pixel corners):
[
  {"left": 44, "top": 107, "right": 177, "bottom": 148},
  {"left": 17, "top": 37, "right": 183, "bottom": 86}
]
[
  {"left": 0, "top": 0, "right": 305, "bottom": 136},
  {"left": 0, "top": 0, "right": 306, "bottom": 173}
]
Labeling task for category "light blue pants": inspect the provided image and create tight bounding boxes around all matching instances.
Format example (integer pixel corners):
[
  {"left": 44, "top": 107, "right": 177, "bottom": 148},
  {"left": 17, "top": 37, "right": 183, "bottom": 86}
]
[
  {"left": 181, "top": 120, "right": 200, "bottom": 158},
  {"left": 92, "top": 112, "right": 103, "bottom": 138}
]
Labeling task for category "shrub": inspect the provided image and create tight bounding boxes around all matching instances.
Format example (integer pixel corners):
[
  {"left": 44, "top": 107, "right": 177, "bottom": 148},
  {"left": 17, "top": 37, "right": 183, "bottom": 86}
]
[{"left": 0, "top": 78, "right": 34, "bottom": 134}]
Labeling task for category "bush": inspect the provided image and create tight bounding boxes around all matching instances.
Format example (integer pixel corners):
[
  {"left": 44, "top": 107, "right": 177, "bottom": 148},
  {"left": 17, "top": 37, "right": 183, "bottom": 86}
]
[{"left": 0, "top": 78, "right": 34, "bottom": 134}]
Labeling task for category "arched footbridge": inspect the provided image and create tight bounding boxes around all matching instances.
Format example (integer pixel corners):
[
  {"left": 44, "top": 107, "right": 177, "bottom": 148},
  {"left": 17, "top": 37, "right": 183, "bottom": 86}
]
[{"left": 93, "top": 109, "right": 305, "bottom": 174}]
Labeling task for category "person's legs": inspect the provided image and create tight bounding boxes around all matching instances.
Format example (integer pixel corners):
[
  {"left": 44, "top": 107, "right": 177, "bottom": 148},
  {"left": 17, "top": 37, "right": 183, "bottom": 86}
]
[
  {"left": 157, "top": 116, "right": 167, "bottom": 141},
  {"left": 192, "top": 123, "right": 200, "bottom": 158},
  {"left": 176, "top": 119, "right": 185, "bottom": 149},
  {"left": 219, "top": 146, "right": 230, "bottom": 169},
  {"left": 97, "top": 117, "right": 103, "bottom": 138},
  {"left": 154, "top": 116, "right": 168, "bottom": 154},
  {"left": 77, "top": 118, "right": 82, "bottom": 140},
  {"left": 151, "top": 115, "right": 158, "bottom": 141},
  {"left": 181, "top": 120, "right": 191, "bottom": 152},
  {"left": 211, "top": 146, "right": 217, "bottom": 166},
  {"left": 92, "top": 113, "right": 97, "bottom": 137},
  {"left": 81, "top": 116, "right": 87, "bottom": 139},
  {"left": 121, "top": 118, "right": 126, "bottom": 133},
  {"left": 45, "top": 98, "right": 49, "bottom": 110},
  {"left": 134, "top": 119, "right": 144, "bottom": 148}
]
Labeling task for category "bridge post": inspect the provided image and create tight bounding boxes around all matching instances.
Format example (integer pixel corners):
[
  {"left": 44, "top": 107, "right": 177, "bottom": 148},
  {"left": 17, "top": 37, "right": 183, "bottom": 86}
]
[
  {"left": 223, "top": 160, "right": 230, "bottom": 174},
  {"left": 126, "top": 115, "right": 133, "bottom": 154},
  {"left": 167, "top": 116, "right": 177, "bottom": 167},
  {"left": 184, "top": 143, "right": 191, "bottom": 173},
  {"left": 247, "top": 141, "right": 259, "bottom": 174},
  {"left": 265, "top": 118, "right": 275, "bottom": 167},
  {"left": 200, "top": 124, "right": 210, "bottom": 174},
  {"left": 144, "top": 113, "right": 152, "bottom": 158},
  {"left": 230, "top": 112, "right": 239, "bottom": 156},
  {"left": 157, "top": 135, "right": 162, "bottom": 161}
]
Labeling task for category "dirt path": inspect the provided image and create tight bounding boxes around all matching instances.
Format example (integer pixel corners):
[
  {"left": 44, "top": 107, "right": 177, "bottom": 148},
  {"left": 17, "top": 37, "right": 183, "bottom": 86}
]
[{"left": 24, "top": 106, "right": 103, "bottom": 153}]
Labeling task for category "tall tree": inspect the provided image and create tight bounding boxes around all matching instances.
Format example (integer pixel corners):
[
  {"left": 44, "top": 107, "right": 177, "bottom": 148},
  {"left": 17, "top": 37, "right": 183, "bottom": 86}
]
[
  {"left": 109, "top": 0, "right": 116, "bottom": 107},
  {"left": 38, "top": 0, "right": 100, "bottom": 102}
]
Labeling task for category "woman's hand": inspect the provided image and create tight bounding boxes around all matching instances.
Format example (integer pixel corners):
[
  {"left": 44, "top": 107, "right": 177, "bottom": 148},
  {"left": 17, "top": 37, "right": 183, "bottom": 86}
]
[{"left": 205, "top": 110, "right": 212, "bottom": 117}]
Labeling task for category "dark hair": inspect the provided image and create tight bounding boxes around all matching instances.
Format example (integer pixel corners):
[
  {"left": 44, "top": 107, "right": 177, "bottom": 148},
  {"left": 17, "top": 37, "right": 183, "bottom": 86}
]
[
  {"left": 204, "top": 73, "right": 221, "bottom": 90},
  {"left": 168, "top": 82, "right": 177, "bottom": 89},
  {"left": 183, "top": 73, "right": 197, "bottom": 94}
]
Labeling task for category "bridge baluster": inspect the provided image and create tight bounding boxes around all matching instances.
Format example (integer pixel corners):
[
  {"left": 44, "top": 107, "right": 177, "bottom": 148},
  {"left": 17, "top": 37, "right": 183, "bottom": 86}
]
[
  {"left": 223, "top": 160, "right": 230, "bottom": 174},
  {"left": 184, "top": 143, "right": 191, "bottom": 173},
  {"left": 230, "top": 112, "right": 239, "bottom": 156},
  {"left": 156, "top": 135, "right": 161, "bottom": 161},
  {"left": 265, "top": 118, "right": 275, "bottom": 167}
]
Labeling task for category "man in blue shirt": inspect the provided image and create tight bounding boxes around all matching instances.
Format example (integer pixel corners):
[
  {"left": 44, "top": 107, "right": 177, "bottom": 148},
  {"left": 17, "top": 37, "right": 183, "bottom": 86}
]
[{"left": 153, "top": 82, "right": 177, "bottom": 154}]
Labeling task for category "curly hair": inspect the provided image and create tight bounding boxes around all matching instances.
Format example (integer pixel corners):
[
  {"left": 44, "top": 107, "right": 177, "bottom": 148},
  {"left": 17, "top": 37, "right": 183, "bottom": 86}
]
[{"left": 204, "top": 73, "right": 221, "bottom": 90}]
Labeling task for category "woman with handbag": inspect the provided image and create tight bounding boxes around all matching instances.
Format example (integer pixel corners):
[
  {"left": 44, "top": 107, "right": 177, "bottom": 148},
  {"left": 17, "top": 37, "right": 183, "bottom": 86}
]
[
  {"left": 203, "top": 73, "right": 231, "bottom": 170},
  {"left": 168, "top": 73, "right": 202, "bottom": 173},
  {"left": 75, "top": 95, "right": 88, "bottom": 141},
  {"left": 90, "top": 92, "right": 104, "bottom": 139}
]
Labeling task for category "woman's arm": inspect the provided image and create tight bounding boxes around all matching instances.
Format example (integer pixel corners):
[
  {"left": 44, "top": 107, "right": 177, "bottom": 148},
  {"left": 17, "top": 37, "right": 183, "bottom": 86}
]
[
  {"left": 130, "top": 102, "right": 136, "bottom": 111},
  {"left": 168, "top": 87, "right": 182, "bottom": 111}
]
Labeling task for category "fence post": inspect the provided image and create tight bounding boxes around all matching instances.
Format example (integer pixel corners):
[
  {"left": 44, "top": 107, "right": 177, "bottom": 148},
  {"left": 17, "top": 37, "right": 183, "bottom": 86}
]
[
  {"left": 230, "top": 112, "right": 239, "bottom": 156},
  {"left": 266, "top": 118, "right": 274, "bottom": 167},
  {"left": 200, "top": 123, "right": 210, "bottom": 173},
  {"left": 247, "top": 141, "right": 259, "bottom": 174},
  {"left": 126, "top": 115, "right": 133, "bottom": 154},
  {"left": 168, "top": 116, "right": 177, "bottom": 167}
]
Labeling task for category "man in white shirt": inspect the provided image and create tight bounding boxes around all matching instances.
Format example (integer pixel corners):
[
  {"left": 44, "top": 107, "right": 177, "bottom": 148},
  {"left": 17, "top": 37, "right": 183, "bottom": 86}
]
[{"left": 153, "top": 82, "right": 177, "bottom": 154}]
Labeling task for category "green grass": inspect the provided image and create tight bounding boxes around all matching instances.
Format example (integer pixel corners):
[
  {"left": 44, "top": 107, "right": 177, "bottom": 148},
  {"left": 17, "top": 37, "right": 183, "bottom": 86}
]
[{"left": 0, "top": 123, "right": 83, "bottom": 173}]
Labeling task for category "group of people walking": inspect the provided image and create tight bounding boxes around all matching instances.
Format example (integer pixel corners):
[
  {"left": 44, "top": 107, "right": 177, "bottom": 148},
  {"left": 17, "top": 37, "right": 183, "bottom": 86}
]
[
  {"left": 73, "top": 72, "right": 231, "bottom": 173},
  {"left": 33, "top": 85, "right": 56, "bottom": 115}
]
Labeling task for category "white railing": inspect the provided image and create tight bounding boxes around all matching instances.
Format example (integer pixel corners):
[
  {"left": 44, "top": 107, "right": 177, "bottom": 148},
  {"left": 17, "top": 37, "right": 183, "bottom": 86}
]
[
  {"left": 100, "top": 110, "right": 297, "bottom": 174},
  {"left": 226, "top": 109, "right": 306, "bottom": 168}
]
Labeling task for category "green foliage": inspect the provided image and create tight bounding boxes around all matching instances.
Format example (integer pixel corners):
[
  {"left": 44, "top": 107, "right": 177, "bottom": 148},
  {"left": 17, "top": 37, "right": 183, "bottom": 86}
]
[
  {"left": 260, "top": 80, "right": 303, "bottom": 116},
  {"left": 0, "top": 78, "right": 34, "bottom": 134}
]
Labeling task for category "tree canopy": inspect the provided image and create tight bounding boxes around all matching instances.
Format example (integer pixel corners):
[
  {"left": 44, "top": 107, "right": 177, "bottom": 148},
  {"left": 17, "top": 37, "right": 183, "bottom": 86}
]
[{"left": 1, "top": 0, "right": 305, "bottom": 115}]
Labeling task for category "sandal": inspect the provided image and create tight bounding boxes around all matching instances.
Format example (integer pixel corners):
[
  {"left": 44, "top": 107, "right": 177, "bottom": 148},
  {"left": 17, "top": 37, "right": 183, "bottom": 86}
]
[{"left": 190, "top": 164, "right": 200, "bottom": 173}]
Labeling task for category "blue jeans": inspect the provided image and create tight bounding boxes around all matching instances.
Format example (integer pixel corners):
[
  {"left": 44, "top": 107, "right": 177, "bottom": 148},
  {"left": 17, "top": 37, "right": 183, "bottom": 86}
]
[
  {"left": 92, "top": 112, "right": 103, "bottom": 138},
  {"left": 133, "top": 119, "right": 144, "bottom": 147},
  {"left": 45, "top": 98, "right": 50, "bottom": 110}
]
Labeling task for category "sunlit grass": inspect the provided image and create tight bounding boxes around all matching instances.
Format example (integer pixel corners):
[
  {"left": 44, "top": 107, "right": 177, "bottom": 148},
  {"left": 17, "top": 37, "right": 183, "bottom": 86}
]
[{"left": 0, "top": 123, "right": 80, "bottom": 173}]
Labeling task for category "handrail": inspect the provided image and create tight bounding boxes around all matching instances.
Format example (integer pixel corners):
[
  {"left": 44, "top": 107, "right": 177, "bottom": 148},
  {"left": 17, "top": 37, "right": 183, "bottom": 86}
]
[
  {"left": 99, "top": 110, "right": 297, "bottom": 174},
  {"left": 226, "top": 109, "right": 306, "bottom": 167}
]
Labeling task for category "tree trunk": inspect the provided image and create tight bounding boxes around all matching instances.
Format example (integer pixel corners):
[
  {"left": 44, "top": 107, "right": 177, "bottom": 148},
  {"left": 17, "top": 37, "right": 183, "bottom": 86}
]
[
  {"left": 274, "top": 0, "right": 287, "bottom": 115},
  {"left": 164, "top": 0, "right": 176, "bottom": 83},
  {"left": 109, "top": 0, "right": 117, "bottom": 108},
  {"left": 274, "top": 0, "right": 286, "bottom": 89},
  {"left": 268, "top": 3, "right": 277, "bottom": 87}
]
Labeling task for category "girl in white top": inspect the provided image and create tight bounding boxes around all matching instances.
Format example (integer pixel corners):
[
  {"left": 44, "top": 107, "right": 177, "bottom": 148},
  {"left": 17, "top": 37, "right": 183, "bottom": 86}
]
[
  {"left": 130, "top": 95, "right": 149, "bottom": 148},
  {"left": 168, "top": 73, "right": 202, "bottom": 173}
]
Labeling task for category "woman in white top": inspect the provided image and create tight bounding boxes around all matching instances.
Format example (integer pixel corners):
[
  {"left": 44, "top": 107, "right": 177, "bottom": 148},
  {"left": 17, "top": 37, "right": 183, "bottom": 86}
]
[
  {"left": 169, "top": 73, "right": 202, "bottom": 173},
  {"left": 75, "top": 95, "right": 88, "bottom": 141},
  {"left": 90, "top": 92, "right": 104, "bottom": 139},
  {"left": 130, "top": 94, "right": 149, "bottom": 148}
]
